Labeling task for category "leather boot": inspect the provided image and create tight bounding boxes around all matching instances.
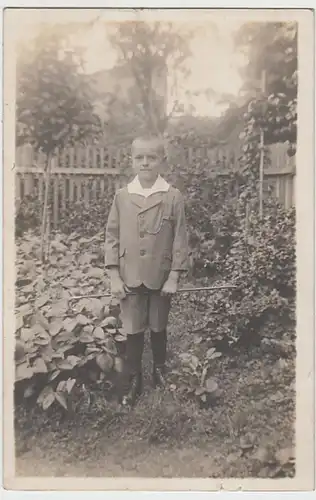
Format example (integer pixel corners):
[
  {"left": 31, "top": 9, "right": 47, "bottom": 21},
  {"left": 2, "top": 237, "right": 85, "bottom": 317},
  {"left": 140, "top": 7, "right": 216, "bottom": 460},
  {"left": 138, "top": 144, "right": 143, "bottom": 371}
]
[
  {"left": 119, "top": 332, "right": 144, "bottom": 407},
  {"left": 121, "top": 372, "right": 142, "bottom": 407},
  {"left": 150, "top": 330, "right": 167, "bottom": 388}
]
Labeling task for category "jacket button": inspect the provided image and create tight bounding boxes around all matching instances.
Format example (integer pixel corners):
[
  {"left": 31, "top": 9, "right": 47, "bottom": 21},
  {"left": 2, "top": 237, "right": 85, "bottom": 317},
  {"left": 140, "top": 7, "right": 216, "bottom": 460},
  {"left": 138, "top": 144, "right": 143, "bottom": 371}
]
[
  {"left": 140, "top": 231, "right": 145, "bottom": 238},
  {"left": 140, "top": 249, "right": 146, "bottom": 256}
]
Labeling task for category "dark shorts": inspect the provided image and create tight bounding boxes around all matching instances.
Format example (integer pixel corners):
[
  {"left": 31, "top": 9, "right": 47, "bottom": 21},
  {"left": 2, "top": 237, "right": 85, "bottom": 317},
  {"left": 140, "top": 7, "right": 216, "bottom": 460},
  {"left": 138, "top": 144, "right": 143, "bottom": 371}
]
[{"left": 120, "top": 285, "right": 171, "bottom": 335}]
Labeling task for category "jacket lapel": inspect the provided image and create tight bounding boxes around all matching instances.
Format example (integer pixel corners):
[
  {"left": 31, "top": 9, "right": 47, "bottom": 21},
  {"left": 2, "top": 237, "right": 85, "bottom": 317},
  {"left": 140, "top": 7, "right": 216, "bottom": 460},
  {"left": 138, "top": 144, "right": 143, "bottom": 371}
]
[
  {"left": 139, "top": 192, "right": 165, "bottom": 214},
  {"left": 128, "top": 194, "right": 145, "bottom": 209}
]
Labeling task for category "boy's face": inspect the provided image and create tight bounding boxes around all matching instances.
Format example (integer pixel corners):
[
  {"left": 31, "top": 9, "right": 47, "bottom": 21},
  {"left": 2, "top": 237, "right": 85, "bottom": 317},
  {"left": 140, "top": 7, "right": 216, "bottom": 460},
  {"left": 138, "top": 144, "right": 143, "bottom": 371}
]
[{"left": 132, "top": 139, "right": 163, "bottom": 184}]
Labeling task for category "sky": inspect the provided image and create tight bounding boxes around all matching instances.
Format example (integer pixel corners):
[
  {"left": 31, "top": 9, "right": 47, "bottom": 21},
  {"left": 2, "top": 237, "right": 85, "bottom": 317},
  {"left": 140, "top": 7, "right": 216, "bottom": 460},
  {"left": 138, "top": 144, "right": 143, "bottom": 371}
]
[{"left": 11, "top": 9, "right": 249, "bottom": 117}]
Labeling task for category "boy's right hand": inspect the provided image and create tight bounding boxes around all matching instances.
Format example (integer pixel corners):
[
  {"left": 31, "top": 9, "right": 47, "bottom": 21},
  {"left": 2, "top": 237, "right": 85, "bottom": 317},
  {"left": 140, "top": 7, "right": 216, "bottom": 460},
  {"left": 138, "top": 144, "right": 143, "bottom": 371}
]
[{"left": 111, "top": 276, "right": 128, "bottom": 300}]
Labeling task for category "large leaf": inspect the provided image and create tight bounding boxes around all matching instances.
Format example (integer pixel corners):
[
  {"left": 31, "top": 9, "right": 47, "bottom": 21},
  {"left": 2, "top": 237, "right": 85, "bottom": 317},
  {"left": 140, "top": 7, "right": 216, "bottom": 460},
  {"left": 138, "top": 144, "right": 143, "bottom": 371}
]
[
  {"left": 63, "top": 317, "right": 84, "bottom": 334},
  {"left": 55, "top": 392, "right": 68, "bottom": 410},
  {"left": 79, "top": 332, "right": 94, "bottom": 343},
  {"left": 88, "top": 298, "right": 104, "bottom": 317},
  {"left": 78, "top": 253, "right": 94, "bottom": 265},
  {"left": 16, "top": 362, "right": 33, "bottom": 381},
  {"left": 20, "top": 328, "right": 34, "bottom": 342},
  {"left": 37, "top": 385, "right": 54, "bottom": 404},
  {"left": 206, "top": 348, "right": 222, "bottom": 361},
  {"left": 40, "top": 345, "right": 54, "bottom": 362},
  {"left": 56, "top": 380, "right": 67, "bottom": 392},
  {"left": 205, "top": 378, "right": 218, "bottom": 393},
  {"left": 56, "top": 359, "right": 75, "bottom": 371},
  {"left": 49, "top": 369, "right": 61, "bottom": 381},
  {"left": 50, "top": 299, "right": 69, "bottom": 318},
  {"left": 17, "top": 303, "right": 33, "bottom": 318},
  {"left": 76, "top": 314, "right": 89, "bottom": 326},
  {"left": 15, "top": 314, "right": 24, "bottom": 332},
  {"left": 114, "top": 334, "right": 127, "bottom": 343},
  {"left": 96, "top": 353, "right": 114, "bottom": 373},
  {"left": 66, "top": 355, "right": 81, "bottom": 367},
  {"left": 179, "top": 352, "right": 199, "bottom": 371},
  {"left": 93, "top": 326, "right": 105, "bottom": 340},
  {"left": 35, "top": 293, "right": 50, "bottom": 309},
  {"left": 101, "top": 316, "right": 117, "bottom": 328},
  {"left": 87, "top": 267, "right": 104, "bottom": 279},
  {"left": 33, "top": 311, "right": 50, "bottom": 332},
  {"left": 66, "top": 378, "right": 76, "bottom": 394},
  {"left": 24, "top": 384, "right": 36, "bottom": 398},
  {"left": 42, "top": 392, "right": 56, "bottom": 411},
  {"left": 63, "top": 278, "right": 76, "bottom": 288},
  {"left": 32, "top": 358, "right": 48, "bottom": 374},
  {"left": 49, "top": 320, "right": 64, "bottom": 337}
]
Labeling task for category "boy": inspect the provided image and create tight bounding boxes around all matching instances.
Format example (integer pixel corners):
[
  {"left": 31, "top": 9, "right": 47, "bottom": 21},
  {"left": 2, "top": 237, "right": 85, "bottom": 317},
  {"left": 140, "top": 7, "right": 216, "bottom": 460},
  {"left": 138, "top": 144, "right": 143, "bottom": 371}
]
[{"left": 105, "top": 135, "right": 189, "bottom": 407}]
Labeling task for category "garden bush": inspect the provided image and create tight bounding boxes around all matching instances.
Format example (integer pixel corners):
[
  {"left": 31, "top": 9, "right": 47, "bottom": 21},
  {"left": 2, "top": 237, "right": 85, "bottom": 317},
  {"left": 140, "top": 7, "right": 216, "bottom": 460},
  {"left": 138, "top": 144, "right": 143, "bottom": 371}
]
[{"left": 15, "top": 231, "right": 126, "bottom": 413}]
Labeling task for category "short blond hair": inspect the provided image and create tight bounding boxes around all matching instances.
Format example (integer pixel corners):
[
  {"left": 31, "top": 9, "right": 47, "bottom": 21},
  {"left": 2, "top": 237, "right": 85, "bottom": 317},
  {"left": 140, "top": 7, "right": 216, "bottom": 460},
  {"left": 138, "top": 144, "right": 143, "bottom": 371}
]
[{"left": 131, "top": 135, "right": 165, "bottom": 157}]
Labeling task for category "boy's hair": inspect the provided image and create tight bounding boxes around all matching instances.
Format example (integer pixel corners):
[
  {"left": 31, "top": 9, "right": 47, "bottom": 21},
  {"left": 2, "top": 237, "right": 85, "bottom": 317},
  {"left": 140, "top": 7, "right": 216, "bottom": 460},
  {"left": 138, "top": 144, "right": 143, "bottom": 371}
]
[{"left": 131, "top": 135, "right": 166, "bottom": 157}]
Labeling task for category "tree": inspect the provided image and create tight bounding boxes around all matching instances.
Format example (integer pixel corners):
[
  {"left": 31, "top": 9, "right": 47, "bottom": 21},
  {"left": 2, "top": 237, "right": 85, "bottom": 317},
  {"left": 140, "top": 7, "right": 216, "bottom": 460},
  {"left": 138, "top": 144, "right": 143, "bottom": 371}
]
[
  {"left": 16, "top": 25, "right": 102, "bottom": 154},
  {"left": 235, "top": 22, "right": 297, "bottom": 149},
  {"left": 16, "top": 24, "right": 102, "bottom": 260},
  {"left": 105, "top": 20, "right": 193, "bottom": 136}
]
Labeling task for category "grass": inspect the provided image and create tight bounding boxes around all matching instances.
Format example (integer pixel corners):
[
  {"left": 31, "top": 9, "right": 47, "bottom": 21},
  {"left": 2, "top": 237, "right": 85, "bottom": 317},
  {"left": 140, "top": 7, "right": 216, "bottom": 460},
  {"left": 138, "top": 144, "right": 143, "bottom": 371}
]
[{"left": 15, "top": 301, "right": 295, "bottom": 478}]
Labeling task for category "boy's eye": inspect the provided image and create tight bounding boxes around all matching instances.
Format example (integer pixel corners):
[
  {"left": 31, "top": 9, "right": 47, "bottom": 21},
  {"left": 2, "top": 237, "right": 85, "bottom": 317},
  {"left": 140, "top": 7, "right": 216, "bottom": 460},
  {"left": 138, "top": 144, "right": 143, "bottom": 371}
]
[{"left": 134, "top": 154, "right": 158, "bottom": 161}]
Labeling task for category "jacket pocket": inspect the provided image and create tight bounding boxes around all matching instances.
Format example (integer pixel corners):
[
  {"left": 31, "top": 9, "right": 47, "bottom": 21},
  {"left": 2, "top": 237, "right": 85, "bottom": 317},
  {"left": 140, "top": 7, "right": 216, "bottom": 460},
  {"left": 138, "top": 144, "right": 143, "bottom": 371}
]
[{"left": 146, "top": 215, "right": 174, "bottom": 235}]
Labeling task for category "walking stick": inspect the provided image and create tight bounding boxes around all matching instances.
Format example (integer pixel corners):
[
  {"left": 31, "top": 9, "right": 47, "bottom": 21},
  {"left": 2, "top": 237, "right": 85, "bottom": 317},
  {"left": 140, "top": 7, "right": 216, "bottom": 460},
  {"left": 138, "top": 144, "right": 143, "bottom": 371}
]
[{"left": 68, "top": 285, "right": 238, "bottom": 302}]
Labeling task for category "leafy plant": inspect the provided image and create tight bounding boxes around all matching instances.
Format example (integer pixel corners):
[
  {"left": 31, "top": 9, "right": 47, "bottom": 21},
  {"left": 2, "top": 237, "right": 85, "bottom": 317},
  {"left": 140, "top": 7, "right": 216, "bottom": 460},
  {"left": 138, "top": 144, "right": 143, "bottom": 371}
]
[
  {"left": 169, "top": 348, "right": 222, "bottom": 406},
  {"left": 15, "top": 230, "right": 126, "bottom": 412}
]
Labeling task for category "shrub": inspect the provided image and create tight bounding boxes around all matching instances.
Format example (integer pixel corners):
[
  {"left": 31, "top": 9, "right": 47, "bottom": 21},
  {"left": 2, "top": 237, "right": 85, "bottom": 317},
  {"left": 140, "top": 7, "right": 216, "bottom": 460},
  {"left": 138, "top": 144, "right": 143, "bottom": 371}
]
[
  {"left": 178, "top": 203, "right": 296, "bottom": 350},
  {"left": 15, "top": 231, "right": 126, "bottom": 412}
]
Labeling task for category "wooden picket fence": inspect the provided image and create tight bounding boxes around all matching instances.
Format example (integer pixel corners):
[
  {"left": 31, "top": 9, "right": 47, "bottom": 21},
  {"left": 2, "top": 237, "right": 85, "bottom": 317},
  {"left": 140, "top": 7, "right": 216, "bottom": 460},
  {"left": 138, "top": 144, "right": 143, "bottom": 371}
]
[{"left": 15, "top": 142, "right": 296, "bottom": 228}]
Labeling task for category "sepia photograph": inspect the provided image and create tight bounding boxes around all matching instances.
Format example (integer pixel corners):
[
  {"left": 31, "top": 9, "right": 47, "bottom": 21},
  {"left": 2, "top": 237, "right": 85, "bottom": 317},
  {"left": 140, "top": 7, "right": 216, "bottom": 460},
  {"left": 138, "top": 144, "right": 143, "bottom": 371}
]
[{"left": 2, "top": 7, "right": 315, "bottom": 491}]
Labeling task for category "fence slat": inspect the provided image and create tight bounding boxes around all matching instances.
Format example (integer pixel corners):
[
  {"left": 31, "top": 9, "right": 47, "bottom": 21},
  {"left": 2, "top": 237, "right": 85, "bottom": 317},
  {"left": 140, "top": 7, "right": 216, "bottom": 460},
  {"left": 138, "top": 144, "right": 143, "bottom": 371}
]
[
  {"left": 85, "top": 147, "right": 90, "bottom": 169},
  {"left": 69, "top": 148, "right": 74, "bottom": 169},
  {"left": 92, "top": 179, "right": 97, "bottom": 202},
  {"left": 15, "top": 174, "right": 21, "bottom": 200},
  {"left": 83, "top": 178, "right": 89, "bottom": 206},
  {"left": 69, "top": 178, "right": 75, "bottom": 204},
  {"left": 61, "top": 176, "right": 67, "bottom": 213}
]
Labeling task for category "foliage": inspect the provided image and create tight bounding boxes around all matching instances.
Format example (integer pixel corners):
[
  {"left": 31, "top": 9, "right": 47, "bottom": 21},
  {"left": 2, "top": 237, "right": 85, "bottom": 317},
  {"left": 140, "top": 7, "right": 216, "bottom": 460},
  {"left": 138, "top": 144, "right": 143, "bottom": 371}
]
[
  {"left": 175, "top": 203, "right": 296, "bottom": 352},
  {"left": 58, "top": 197, "right": 113, "bottom": 236},
  {"left": 105, "top": 20, "right": 194, "bottom": 135},
  {"left": 169, "top": 348, "right": 222, "bottom": 407},
  {"left": 15, "top": 196, "right": 43, "bottom": 238},
  {"left": 235, "top": 22, "right": 297, "bottom": 153},
  {"left": 16, "top": 25, "right": 102, "bottom": 155},
  {"left": 15, "top": 231, "right": 126, "bottom": 412}
]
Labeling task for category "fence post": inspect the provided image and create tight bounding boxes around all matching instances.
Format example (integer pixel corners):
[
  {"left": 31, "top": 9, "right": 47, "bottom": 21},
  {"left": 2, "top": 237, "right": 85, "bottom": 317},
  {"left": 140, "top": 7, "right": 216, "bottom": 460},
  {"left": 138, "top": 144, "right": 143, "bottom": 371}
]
[
  {"left": 40, "top": 152, "right": 52, "bottom": 263},
  {"left": 259, "top": 69, "right": 266, "bottom": 219},
  {"left": 53, "top": 175, "right": 59, "bottom": 229}
]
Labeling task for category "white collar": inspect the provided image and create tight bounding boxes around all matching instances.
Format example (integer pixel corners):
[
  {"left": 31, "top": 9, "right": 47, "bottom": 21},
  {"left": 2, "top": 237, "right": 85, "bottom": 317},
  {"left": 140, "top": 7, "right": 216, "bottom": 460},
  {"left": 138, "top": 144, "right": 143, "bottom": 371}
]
[{"left": 127, "top": 175, "right": 170, "bottom": 198}]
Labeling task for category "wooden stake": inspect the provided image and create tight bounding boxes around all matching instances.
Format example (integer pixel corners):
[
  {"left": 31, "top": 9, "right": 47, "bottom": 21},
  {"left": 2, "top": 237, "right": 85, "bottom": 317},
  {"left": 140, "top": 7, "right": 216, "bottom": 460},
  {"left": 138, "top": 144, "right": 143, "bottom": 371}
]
[
  {"left": 259, "top": 70, "right": 266, "bottom": 219},
  {"left": 40, "top": 152, "right": 52, "bottom": 263}
]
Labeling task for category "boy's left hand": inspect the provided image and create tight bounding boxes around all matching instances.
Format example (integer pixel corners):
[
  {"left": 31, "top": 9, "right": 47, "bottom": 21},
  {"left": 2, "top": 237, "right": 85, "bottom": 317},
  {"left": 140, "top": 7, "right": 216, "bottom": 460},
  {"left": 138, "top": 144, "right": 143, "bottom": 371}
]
[{"left": 161, "top": 276, "right": 178, "bottom": 296}]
